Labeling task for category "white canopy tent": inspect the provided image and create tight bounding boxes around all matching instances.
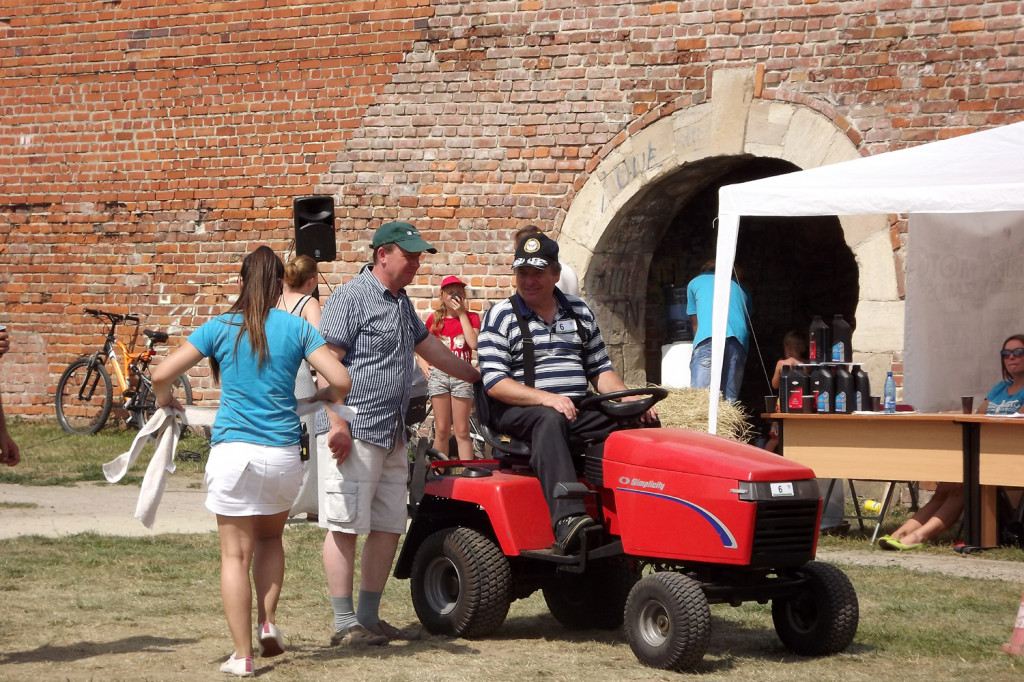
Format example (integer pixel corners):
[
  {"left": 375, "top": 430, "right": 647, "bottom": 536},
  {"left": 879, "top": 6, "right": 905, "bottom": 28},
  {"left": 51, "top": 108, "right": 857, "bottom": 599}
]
[{"left": 708, "top": 121, "right": 1024, "bottom": 432}]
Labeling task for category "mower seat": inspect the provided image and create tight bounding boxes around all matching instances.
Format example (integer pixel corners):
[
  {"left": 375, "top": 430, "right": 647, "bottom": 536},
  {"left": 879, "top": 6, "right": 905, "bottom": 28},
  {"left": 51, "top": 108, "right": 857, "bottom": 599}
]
[{"left": 477, "top": 422, "right": 532, "bottom": 458}]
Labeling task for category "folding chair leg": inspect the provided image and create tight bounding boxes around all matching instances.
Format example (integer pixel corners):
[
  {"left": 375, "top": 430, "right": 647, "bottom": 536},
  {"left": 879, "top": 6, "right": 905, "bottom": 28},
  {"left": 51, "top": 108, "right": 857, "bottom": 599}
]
[{"left": 847, "top": 480, "right": 869, "bottom": 535}]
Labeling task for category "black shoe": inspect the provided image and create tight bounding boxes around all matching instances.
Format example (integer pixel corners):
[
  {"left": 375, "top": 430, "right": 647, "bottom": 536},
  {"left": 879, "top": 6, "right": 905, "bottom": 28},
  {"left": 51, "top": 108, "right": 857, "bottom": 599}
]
[{"left": 553, "top": 514, "right": 598, "bottom": 554}]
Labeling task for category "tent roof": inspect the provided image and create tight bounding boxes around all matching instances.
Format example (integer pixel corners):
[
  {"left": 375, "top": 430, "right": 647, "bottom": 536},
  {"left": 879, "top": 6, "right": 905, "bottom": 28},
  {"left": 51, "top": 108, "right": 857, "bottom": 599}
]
[
  {"left": 705, "top": 121, "right": 1024, "bottom": 434},
  {"left": 718, "top": 121, "right": 1024, "bottom": 218}
]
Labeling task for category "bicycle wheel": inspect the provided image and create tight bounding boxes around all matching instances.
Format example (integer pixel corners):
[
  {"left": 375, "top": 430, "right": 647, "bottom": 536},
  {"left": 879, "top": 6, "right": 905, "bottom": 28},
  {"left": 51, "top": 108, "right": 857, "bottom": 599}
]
[
  {"left": 55, "top": 357, "right": 113, "bottom": 435},
  {"left": 132, "top": 373, "right": 193, "bottom": 428},
  {"left": 469, "top": 413, "right": 492, "bottom": 459}
]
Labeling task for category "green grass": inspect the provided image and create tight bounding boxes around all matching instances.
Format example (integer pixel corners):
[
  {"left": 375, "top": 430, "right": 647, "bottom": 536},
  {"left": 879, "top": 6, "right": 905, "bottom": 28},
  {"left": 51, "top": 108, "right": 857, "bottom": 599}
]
[
  {"left": 0, "top": 526, "right": 1023, "bottom": 680},
  {"left": 3, "top": 420, "right": 1024, "bottom": 679},
  {"left": 4, "top": 417, "right": 209, "bottom": 485}
]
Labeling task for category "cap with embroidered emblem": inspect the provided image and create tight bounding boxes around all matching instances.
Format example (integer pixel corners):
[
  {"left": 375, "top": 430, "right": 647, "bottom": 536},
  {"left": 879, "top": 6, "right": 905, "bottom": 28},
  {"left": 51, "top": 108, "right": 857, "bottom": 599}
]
[
  {"left": 512, "top": 233, "right": 559, "bottom": 270},
  {"left": 371, "top": 221, "right": 437, "bottom": 254}
]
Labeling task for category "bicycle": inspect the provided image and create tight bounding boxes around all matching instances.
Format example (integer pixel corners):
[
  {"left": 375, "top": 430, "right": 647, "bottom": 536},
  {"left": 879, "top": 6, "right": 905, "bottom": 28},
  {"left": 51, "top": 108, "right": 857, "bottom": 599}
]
[
  {"left": 55, "top": 308, "right": 193, "bottom": 435},
  {"left": 405, "top": 394, "right": 490, "bottom": 461}
]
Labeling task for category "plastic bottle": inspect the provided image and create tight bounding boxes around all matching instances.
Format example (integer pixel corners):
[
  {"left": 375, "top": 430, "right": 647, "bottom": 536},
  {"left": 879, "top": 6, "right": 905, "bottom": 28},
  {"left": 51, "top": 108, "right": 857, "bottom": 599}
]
[
  {"left": 811, "top": 365, "right": 834, "bottom": 413},
  {"left": 778, "top": 365, "right": 791, "bottom": 413},
  {"left": 809, "top": 315, "right": 830, "bottom": 364},
  {"left": 853, "top": 367, "right": 871, "bottom": 411},
  {"left": 787, "top": 366, "right": 811, "bottom": 413},
  {"left": 883, "top": 371, "right": 896, "bottom": 413},
  {"left": 834, "top": 365, "right": 854, "bottom": 414},
  {"left": 830, "top": 314, "right": 852, "bottom": 362}
]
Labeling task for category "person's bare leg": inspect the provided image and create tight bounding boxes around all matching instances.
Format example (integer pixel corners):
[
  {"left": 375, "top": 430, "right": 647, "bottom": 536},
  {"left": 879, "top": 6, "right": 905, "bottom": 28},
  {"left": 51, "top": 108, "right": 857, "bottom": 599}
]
[
  {"left": 897, "top": 484, "right": 963, "bottom": 545},
  {"left": 217, "top": 515, "right": 256, "bottom": 658},
  {"left": 890, "top": 485, "right": 950, "bottom": 540},
  {"left": 430, "top": 394, "right": 452, "bottom": 456},
  {"left": 359, "top": 530, "right": 401, "bottom": 592},
  {"left": 451, "top": 396, "right": 474, "bottom": 461},
  {"left": 252, "top": 511, "right": 290, "bottom": 626},
  {"left": 323, "top": 530, "right": 357, "bottom": 597}
]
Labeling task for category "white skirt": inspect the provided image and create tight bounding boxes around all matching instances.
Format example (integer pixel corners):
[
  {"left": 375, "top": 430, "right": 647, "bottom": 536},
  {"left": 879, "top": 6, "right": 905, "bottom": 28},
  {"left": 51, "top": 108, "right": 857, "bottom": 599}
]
[{"left": 204, "top": 441, "right": 303, "bottom": 516}]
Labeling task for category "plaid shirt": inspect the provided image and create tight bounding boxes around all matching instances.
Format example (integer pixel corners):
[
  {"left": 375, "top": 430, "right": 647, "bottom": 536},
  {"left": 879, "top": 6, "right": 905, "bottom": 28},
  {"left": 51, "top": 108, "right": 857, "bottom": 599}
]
[{"left": 316, "top": 268, "right": 428, "bottom": 449}]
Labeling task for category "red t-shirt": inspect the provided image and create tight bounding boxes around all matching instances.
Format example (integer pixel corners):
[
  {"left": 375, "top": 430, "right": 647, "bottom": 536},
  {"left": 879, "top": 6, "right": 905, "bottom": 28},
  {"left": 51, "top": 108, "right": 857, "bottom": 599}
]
[{"left": 427, "top": 312, "right": 480, "bottom": 363}]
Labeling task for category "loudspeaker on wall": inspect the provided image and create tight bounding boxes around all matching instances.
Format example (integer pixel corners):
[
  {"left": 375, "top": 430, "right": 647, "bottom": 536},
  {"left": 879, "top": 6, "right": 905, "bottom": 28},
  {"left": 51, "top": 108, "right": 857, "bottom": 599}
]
[{"left": 293, "top": 195, "right": 336, "bottom": 262}]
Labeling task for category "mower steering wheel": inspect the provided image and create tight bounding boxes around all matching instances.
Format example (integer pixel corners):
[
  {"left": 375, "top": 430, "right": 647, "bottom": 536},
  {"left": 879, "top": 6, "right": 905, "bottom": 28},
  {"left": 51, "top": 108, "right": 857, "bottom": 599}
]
[{"left": 577, "top": 387, "right": 669, "bottom": 420}]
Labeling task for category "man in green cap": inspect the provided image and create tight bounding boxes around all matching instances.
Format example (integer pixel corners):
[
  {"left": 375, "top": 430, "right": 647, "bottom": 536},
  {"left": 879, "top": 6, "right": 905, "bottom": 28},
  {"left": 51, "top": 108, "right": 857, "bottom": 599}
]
[{"left": 315, "top": 221, "right": 480, "bottom": 646}]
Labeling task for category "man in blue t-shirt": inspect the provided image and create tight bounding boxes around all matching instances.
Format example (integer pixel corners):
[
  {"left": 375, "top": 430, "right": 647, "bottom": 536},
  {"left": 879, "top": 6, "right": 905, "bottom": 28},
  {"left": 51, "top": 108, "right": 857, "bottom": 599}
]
[{"left": 686, "top": 260, "right": 752, "bottom": 402}]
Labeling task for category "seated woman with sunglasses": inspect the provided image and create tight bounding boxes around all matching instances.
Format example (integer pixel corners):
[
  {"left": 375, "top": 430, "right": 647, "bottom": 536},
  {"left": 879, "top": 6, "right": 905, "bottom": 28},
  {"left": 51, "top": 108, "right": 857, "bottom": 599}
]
[{"left": 879, "top": 334, "right": 1024, "bottom": 551}]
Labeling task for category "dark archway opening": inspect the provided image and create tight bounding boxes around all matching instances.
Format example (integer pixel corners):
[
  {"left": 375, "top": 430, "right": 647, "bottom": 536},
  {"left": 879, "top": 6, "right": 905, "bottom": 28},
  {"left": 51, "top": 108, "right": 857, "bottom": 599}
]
[{"left": 644, "top": 157, "right": 860, "bottom": 436}]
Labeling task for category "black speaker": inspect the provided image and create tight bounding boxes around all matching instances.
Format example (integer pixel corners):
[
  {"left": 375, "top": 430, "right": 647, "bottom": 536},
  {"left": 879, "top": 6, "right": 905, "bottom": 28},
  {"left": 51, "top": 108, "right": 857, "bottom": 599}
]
[{"left": 294, "top": 195, "right": 336, "bottom": 262}]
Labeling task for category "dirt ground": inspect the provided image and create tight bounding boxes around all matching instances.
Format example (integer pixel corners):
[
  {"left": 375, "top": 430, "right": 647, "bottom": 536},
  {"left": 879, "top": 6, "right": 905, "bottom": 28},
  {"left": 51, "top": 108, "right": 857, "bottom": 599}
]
[
  {"left": 0, "top": 475, "right": 217, "bottom": 539},
  {"left": 2, "top": 477, "right": 1023, "bottom": 582}
]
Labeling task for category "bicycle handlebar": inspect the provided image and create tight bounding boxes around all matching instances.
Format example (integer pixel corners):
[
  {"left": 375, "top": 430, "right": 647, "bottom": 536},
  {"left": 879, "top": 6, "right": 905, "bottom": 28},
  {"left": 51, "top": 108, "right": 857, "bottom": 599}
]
[{"left": 84, "top": 308, "right": 140, "bottom": 324}]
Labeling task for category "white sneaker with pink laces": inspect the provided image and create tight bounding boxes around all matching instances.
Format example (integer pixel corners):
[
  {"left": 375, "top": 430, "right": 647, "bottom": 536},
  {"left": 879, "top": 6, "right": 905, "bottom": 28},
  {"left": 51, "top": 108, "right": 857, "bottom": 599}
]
[
  {"left": 256, "top": 621, "right": 286, "bottom": 657},
  {"left": 219, "top": 653, "right": 254, "bottom": 677}
]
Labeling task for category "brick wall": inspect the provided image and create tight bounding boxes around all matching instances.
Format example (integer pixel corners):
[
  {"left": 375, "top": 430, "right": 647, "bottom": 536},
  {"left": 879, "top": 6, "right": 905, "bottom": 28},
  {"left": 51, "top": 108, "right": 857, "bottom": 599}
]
[{"left": 2, "top": 0, "right": 1023, "bottom": 417}]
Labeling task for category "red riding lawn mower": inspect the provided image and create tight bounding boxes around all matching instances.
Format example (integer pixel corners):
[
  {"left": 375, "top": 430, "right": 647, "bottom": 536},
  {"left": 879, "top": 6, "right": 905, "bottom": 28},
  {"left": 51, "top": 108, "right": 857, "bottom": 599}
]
[{"left": 395, "top": 388, "right": 859, "bottom": 671}]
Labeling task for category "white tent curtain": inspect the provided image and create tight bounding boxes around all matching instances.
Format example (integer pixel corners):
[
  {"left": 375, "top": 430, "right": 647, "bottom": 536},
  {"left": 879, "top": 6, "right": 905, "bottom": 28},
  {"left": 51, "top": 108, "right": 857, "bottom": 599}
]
[
  {"left": 904, "top": 211, "right": 1024, "bottom": 412},
  {"left": 708, "top": 122, "right": 1024, "bottom": 432}
]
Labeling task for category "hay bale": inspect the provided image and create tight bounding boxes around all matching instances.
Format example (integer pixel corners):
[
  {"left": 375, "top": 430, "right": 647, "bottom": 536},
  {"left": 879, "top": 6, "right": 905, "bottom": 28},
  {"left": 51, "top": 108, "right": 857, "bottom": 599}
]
[{"left": 648, "top": 386, "right": 753, "bottom": 443}]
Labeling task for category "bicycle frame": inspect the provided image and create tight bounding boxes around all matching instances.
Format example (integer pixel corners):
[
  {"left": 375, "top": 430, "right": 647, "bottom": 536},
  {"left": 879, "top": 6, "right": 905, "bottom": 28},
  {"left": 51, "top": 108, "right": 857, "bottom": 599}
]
[{"left": 83, "top": 310, "right": 152, "bottom": 401}]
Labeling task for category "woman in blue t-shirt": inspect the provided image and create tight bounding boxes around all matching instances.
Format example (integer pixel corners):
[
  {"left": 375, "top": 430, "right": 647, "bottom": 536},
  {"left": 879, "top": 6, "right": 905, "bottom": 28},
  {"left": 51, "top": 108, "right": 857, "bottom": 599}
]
[
  {"left": 152, "top": 245, "right": 351, "bottom": 677},
  {"left": 878, "top": 333, "right": 1024, "bottom": 551},
  {"left": 979, "top": 334, "right": 1024, "bottom": 415}
]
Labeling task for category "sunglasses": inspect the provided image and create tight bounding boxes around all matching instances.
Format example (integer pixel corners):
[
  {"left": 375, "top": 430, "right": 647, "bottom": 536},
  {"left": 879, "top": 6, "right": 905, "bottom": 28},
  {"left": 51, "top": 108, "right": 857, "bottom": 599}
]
[{"left": 1001, "top": 348, "right": 1024, "bottom": 358}]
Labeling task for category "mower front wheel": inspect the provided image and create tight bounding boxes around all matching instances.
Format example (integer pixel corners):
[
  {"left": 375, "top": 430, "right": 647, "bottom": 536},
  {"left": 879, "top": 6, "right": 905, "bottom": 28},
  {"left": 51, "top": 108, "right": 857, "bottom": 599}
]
[
  {"left": 624, "top": 572, "right": 711, "bottom": 670},
  {"left": 771, "top": 561, "right": 859, "bottom": 656},
  {"left": 409, "top": 527, "right": 512, "bottom": 639}
]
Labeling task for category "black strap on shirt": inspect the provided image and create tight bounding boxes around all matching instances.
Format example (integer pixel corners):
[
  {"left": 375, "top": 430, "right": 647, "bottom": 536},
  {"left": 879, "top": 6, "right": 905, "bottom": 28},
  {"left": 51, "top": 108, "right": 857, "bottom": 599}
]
[{"left": 507, "top": 294, "right": 591, "bottom": 389}]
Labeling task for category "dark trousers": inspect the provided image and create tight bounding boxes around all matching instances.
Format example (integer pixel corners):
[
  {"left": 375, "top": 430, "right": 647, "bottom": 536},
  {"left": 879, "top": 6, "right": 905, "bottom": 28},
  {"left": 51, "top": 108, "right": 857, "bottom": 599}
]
[{"left": 494, "top": 404, "right": 614, "bottom": 525}]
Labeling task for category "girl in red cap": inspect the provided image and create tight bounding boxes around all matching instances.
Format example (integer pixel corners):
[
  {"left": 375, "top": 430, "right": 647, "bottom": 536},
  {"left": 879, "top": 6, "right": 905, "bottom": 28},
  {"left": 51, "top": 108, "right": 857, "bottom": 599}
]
[{"left": 418, "top": 275, "right": 480, "bottom": 460}]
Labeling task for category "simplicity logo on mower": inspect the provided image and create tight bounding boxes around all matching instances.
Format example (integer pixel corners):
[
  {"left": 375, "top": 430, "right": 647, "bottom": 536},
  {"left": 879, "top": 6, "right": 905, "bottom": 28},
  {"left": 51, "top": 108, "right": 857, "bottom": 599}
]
[{"left": 618, "top": 476, "right": 665, "bottom": 490}]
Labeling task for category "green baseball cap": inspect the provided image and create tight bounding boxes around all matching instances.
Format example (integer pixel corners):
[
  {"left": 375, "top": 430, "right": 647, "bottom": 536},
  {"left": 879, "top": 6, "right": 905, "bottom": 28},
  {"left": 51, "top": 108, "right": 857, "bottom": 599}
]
[{"left": 371, "top": 221, "right": 437, "bottom": 254}]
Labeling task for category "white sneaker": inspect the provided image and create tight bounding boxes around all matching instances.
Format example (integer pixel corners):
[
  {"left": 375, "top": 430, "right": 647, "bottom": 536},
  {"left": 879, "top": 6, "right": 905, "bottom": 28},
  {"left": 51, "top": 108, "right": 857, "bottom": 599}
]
[
  {"left": 219, "top": 653, "right": 254, "bottom": 677},
  {"left": 256, "top": 621, "right": 286, "bottom": 657}
]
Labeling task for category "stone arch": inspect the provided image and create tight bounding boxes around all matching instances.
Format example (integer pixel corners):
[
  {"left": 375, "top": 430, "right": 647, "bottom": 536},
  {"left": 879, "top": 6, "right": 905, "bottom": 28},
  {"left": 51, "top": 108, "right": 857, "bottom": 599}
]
[{"left": 558, "top": 68, "right": 901, "bottom": 394}]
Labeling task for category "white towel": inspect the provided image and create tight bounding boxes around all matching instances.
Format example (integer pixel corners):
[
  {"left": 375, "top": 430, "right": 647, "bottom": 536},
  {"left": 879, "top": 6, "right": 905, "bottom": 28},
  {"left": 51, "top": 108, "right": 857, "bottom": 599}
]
[
  {"left": 102, "top": 407, "right": 182, "bottom": 529},
  {"left": 102, "top": 401, "right": 357, "bottom": 529}
]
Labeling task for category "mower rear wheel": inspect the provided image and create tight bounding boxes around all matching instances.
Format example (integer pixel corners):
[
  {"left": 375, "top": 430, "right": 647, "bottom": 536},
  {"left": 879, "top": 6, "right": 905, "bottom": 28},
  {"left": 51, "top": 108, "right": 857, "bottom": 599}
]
[
  {"left": 771, "top": 561, "right": 859, "bottom": 656},
  {"left": 410, "top": 527, "right": 512, "bottom": 639},
  {"left": 625, "top": 572, "right": 711, "bottom": 670},
  {"left": 543, "top": 558, "right": 640, "bottom": 630}
]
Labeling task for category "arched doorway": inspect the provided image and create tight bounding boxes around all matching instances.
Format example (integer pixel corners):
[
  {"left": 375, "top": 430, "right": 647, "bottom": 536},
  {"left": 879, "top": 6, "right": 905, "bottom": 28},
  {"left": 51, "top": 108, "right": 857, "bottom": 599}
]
[
  {"left": 559, "top": 71, "right": 899, "bottom": 429},
  {"left": 643, "top": 157, "right": 859, "bottom": 425}
]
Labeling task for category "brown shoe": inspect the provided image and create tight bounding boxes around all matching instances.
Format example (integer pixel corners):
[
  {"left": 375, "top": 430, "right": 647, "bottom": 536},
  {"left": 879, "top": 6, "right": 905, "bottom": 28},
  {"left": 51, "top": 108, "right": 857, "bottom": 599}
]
[
  {"left": 329, "top": 624, "right": 389, "bottom": 647},
  {"left": 365, "top": 619, "right": 422, "bottom": 641}
]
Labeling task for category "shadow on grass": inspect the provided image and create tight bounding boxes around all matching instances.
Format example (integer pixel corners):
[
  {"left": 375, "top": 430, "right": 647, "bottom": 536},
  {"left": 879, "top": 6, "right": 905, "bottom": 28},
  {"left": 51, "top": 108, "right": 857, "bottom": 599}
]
[
  {"left": 297, "top": 634, "right": 479, "bottom": 662},
  {"left": 0, "top": 636, "right": 197, "bottom": 665}
]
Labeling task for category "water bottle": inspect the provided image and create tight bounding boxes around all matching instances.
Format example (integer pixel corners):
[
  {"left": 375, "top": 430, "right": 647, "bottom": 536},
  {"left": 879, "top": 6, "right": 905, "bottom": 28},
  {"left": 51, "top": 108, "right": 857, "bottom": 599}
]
[{"left": 883, "top": 371, "right": 896, "bottom": 413}]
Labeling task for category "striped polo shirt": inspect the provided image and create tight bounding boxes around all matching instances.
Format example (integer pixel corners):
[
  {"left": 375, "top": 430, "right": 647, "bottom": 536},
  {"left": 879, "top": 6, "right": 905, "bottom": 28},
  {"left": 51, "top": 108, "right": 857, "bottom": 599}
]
[
  {"left": 317, "top": 267, "right": 429, "bottom": 449},
  {"left": 477, "top": 290, "right": 613, "bottom": 397}
]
